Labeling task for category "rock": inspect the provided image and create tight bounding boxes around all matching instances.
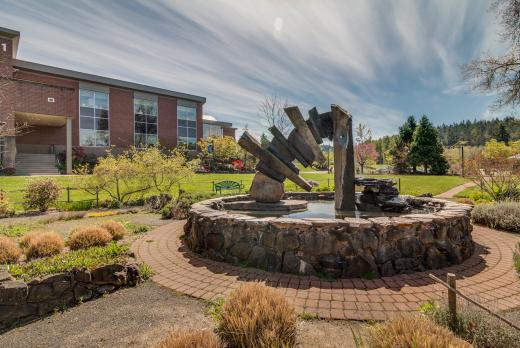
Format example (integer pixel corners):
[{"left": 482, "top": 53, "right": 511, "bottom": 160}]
[
  {"left": 397, "top": 237, "right": 424, "bottom": 258},
  {"left": 380, "top": 261, "right": 395, "bottom": 277},
  {"left": 91, "top": 265, "right": 127, "bottom": 286},
  {"left": 126, "top": 263, "right": 141, "bottom": 286},
  {"left": 247, "top": 246, "right": 266, "bottom": 268},
  {"left": 343, "top": 252, "right": 377, "bottom": 278},
  {"left": 74, "top": 269, "right": 92, "bottom": 283},
  {"left": 249, "top": 172, "right": 284, "bottom": 203},
  {"left": 73, "top": 285, "right": 93, "bottom": 302},
  {"left": 282, "top": 252, "right": 301, "bottom": 274},
  {"left": 27, "top": 283, "right": 57, "bottom": 302},
  {"left": 96, "top": 285, "right": 116, "bottom": 294},
  {"left": 0, "top": 281, "right": 28, "bottom": 303},
  {"left": 375, "top": 243, "right": 401, "bottom": 264},
  {"left": 206, "top": 233, "right": 224, "bottom": 251},
  {"left": 360, "top": 230, "right": 378, "bottom": 251},
  {"left": 229, "top": 242, "right": 252, "bottom": 260},
  {"left": 425, "top": 247, "right": 447, "bottom": 269},
  {"left": 0, "top": 270, "right": 13, "bottom": 282},
  {"left": 0, "top": 303, "right": 37, "bottom": 322},
  {"left": 394, "top": 258, "right": 419, "bottom": 272}
]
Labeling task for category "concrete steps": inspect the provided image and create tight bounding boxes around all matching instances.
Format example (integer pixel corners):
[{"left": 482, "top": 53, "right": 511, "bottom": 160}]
[{"left": 15, "top": 153, "right": 61, "bottom": 176}]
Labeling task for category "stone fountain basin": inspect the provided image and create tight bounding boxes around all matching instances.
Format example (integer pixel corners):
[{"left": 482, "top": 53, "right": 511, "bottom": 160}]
[{"left": 184, "top": 192, "right": 474, "bottom": 278}]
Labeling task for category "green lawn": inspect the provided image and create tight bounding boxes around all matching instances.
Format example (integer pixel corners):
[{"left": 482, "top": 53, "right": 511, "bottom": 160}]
[{"left": 0, "top": 173, "right": 468, "bottom": 211}]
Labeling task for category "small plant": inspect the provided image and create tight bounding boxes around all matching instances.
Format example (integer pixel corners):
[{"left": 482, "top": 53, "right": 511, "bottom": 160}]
[
  {"left": 0, "top": 223, "right": 33, "bottom": 238},
  {"left": 138, "top": 263, "right": 154, "bottom": 280},
  {"left": 206, "top": 297, "right": 225, "bottom": 322},
  {"left": 56, "top": 200, "right": 96, "bottom": 211},
  {"left": 300, "top": 312, "right": 319, "bottom": 321},
  {"left": 218, "top": 283, "right": 297, "bottom": 348},
  {"left": 155, "top": 329, "right": 222, "bottom": 348},
  {"left": 0, "top": 192, "right": 13, "bottom": 217},
  {"left": 99, "top": 220, "right": 127, "bottom": 240},
  {"left": 8, "top": 242, "right": 129, "bottom": 280},
  {"left": 422, "top": 300, "right": 520, "bottom": 348},
  {"left": 23, "top": 178, "right": 62, "bottom": 212},
  {"left": 0, "top": 235, "right": 21, "bottom": 264},
  {"left": 361, "top": 270, "right": 378, "bottom": 280},
  {"left": 86, "top": 211, "right": 119, "bottom": 218},
  {"left": 121, "top": 221, "right": 151, "bottom": 234},
  {"left": 68, "top": 226, "right": 113, "bottom": 250},
  {"left": 23, "top": 231, "right": 64, "bottom": 259},
  {"left": 367, "top": 316, "right": 471, "bottom": 348},
  {"left": 471, "top": 201, "right": 520, "bottom": 233}
]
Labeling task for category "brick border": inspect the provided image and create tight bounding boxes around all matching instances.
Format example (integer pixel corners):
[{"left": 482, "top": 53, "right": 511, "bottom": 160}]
[{"left": 133, "top": 222, "right": 520, "bottom": 321}]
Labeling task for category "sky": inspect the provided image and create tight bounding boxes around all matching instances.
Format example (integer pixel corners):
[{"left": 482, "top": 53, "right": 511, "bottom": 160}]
[{"left": 0, "top": 0, "right": 513, "bottom": 138}]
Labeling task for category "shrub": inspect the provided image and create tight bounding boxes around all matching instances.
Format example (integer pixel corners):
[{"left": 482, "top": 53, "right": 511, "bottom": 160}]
[
  {"left": 24, "top": 231, "right": 64, "bottom": 259},
  {"left": 218, "top": 283, "right": 297, "bottom": 348},
  {"left": 156, "top": 329, "right": 222, "bottom": 348},
  {"left": 8, "top": 242, "right": 128, "bottom": 280},
  {"left": 99, "top": 221, "right": 127, "bottom": 240},
  {"left": 23, "top": 178, "right": 62, "bottom": 212},
  {"left": 0, "top": 235, "right": 21, "bottom": 264},
  {"left": 471, "top": 202, "right": 520, "bottom": 233},
  {"left": 68, "top": 226, "right": 112, "bottom": 250},
  {"left": 162, "top": 192, "right": 217, "bottom": 219},
  {"left": 0, "top": 193, "right": 12, "bottom": 217},
  {"left": 368, "top": 316, "right": 471, "bottom": 348},
  {"left": 422, "top": 300, "right": 520, "bottom": 348}
]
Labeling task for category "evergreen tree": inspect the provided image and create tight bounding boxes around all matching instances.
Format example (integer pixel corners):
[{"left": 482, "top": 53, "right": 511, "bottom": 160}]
[
  {"left": 399, "top": 116, "right": 417, "bottom": 143},
  {"left": 260, "top": 133, "right": 270, "bottom": 148},
  {"left": 408, "top": 115, "right": 449, "bottom": 174},
  {"left": 496, "top": 123, "right": 511, "bottom": 145}
]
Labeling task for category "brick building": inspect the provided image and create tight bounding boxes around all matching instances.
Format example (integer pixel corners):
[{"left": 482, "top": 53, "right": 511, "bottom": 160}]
[
  {"left": 202, "top": 115, "right": 236, "bottom": 139},
  {"left": 0, "top": 27, "right": 229, "bottom": 175}
]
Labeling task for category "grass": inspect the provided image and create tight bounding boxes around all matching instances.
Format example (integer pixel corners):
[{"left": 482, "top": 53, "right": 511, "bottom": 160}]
[
  {"left": 7, "top": 242, "right": 129, "bottom": 280},
  {"left": 138, "top": 263, "right": 154, "bottom": 280},
  {"left": 0, "top": 223, "right": 34, "bottom": 237},
  {"left": 0, "top": 173, "right": 468, "bottom": 212}
]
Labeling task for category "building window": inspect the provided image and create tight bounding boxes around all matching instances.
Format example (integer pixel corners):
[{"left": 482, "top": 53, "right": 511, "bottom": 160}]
[
  {"left": 177, "top": 105, "right": 197, "bottom": 150},
  {"left": 134, "top": 98, "right": 158, "bottom": 147},
  {"left": 79, "top": 89, "right": 109, "bottom": 146},
  {"left": 203, "top": 124, "right": 223, "bottom": 138}
]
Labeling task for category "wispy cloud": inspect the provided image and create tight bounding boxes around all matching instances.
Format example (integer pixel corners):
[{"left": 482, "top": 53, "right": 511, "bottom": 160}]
[{"left": 0, "top": 0, "right": 506, "bottom": 138}]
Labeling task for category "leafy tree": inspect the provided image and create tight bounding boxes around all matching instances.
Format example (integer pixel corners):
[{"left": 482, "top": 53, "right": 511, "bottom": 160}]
[
  {"left": 260, "top": 133, "right": 270, "bottom": 148},
  {"left": 463, "top": 0, "right": 520, "bottom": 109},
  {"left": 198, "top": 136, "right": 243, "bottom": 163},
  {"left": 408, "top": 115, "right": 449, "bottom": 174},
  {"left": 388, "top": 116, "right": 417, "bottom": 173},
  {"left": 355, "top": 143, "right": 378, "bottom": 174}
]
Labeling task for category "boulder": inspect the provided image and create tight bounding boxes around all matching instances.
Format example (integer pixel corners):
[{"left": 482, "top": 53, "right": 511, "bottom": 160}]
[
  {"left": 249, "top": 172, "right": 284, "bottom": 203},
  {"left": 91, "top": 265, "right": 127, "bottom": 286},
  {"left": 0, "top": 281, "right": 28, "bottom": 303}
]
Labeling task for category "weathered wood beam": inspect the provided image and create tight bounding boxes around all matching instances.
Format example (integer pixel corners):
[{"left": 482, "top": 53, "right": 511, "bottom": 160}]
[
  {"left": 332, "top": 104, "right": 355, "bottom": 210},
  {"left": 284, "top": 106, "right": 326, "bottom": 164},
  {"left": 288, "top": 131, "right": 315, "bottom": 165},
  {"left": 269, "top": 126, "right": 310, "bottom": 167},
  {"left": 238, "top": 131, "right": 313, "bottom": 191}
]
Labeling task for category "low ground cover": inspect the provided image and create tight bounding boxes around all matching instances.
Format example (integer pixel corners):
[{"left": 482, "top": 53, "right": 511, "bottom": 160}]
[
  {"left": 7, "top": 242, "right": 129, "bottom": 281},
  {"left": 471, "top": 201, "right": 520, "bottom": 233}
]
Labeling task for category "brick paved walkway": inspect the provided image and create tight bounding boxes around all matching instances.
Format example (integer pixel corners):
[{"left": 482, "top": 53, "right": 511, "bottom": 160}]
[{"left": 133, "top": 221, "right": 520, "bottom": 321}]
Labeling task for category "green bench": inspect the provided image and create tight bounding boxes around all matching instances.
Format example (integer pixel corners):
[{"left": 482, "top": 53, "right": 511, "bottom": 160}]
[{"left": 214, "top": 180, "right": 244, "bottom": 194}]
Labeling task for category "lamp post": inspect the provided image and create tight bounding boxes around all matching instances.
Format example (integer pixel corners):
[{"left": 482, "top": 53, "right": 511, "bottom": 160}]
[{"left": 453, "top": 141, "right": 468, "bottom": 177}]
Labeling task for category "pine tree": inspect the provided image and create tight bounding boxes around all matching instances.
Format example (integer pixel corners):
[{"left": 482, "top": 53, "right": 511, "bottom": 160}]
[
  {"left": 496, "top": 123, "right": 510, "bottom": 145},
  {"left": 408, "top": 115, "right": 449, "bottom": 174}
]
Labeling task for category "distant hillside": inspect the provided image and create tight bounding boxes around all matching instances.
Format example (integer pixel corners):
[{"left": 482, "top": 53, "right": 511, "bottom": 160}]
[{"left": 437, "top": 117, "right": 519, "bottom": 147}]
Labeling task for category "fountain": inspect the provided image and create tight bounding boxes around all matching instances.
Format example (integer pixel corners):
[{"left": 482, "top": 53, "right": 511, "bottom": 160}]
[{"left": 185, "top": 105, "right": 474, "bottom": 278}]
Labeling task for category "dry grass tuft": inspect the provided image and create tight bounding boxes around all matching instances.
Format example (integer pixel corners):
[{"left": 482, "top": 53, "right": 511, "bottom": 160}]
[
  {"left": 68, "top": 226, "right": 113, "bottom": 250},
  {"left": 24, "top": 231, "right": 64, "bottom": 259},
  {"left": 99, "top": 220, "right": 127, "bottom": 240},
  {"left": 218, "top": 282, "right": 297, "bottom": 348},
  {"left": 0, "top": 235, "right": 21, "bottom": 264},
  {"left": 19, "top": 230, "right": 46, "bottom": 249},
  {"left": 155, "top": 329, "right": 222, "bottom": 348},
  {"left": 368, "top": 316, "right": 472, "bottom": 348}
]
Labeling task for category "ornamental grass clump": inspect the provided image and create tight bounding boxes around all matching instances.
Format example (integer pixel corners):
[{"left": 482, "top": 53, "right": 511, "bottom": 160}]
[
  {"left": 367, "top": 316, "right": 471, "bottom": 348},
  {"left": 218, "top": 282, "right": 297, "bottom": 348},
  {"left": 471, "top": 201, "right": 520, "bottom": 233},
  {"left": 23, "top": 231, "right": 64, "bottom": 259},
  {"left": 0, "top": 235, "right": 21, "bottom": 264},
  {"left": 68, "top": 226, "right": 112, "bottom": 250},
  {"left": 155, "top": 329, "right": 222, "bottom": 348},
  {"left": 99, "top": 220, "right": 127, "bottom": 240}
]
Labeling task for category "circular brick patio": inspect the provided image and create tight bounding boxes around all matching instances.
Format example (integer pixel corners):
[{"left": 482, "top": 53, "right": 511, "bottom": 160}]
[{"left": 133, "top": 221, "right": 520, "bottom": 321}]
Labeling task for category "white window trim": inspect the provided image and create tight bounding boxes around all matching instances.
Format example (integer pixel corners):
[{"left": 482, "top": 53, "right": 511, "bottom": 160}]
[{"left": 79, "top": 89, "right": 110, "bottom": 147}]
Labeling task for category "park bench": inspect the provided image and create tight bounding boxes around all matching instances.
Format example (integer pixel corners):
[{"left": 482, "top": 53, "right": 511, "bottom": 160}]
[{"left": 214, "top": 180, "right": 244, "bottom": 194}]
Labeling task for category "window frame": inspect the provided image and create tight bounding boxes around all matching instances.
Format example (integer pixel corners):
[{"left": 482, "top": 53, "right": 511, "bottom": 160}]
[
  {"left": 133, "top": 96, "right": 159, "bottom": 148},
  {"left": 177, "top": 104, "right": 197, "bottom": 150},
  {"left": 79, "top": 89, "right": 110, "bottom": 147}
]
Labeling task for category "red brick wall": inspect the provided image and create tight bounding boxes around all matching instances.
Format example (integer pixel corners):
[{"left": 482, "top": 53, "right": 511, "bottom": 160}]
[
  {"left": 0, "top": 36, "right": 14, "bottom": 128},
  {"left": 223, "top": 126, "right": 236, "bottom": 139},
  {"left": 158, "top": 96, "right": 177, "bottom": 148},
  {"left": 109, "top": 87, "right": 134, "bottom": 148}
]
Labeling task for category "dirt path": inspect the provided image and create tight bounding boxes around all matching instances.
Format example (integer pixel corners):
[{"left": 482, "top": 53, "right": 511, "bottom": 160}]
[
  {"left": 435, "top": 181, "right": 477, "bottom": 199},
  {"left": 0, "top": 282, "right": 365, "bottom": 348}
]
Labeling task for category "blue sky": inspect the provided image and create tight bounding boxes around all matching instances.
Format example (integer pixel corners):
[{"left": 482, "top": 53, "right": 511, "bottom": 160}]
[{"left": 0, "top": 0, "right": 511, "bottom": 138}]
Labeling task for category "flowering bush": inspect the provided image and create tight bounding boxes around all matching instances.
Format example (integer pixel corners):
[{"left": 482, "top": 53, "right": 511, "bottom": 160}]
[{"left": 23, "top": 178, "right": 62, "bottom": 212}]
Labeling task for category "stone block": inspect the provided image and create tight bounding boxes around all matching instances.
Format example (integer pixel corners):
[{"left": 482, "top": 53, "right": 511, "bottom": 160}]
[
  {"left": 0, "top": 281, "right": 28, "bottom": 303},
  {"left": 74, "top": 269, "right": 92, "bottom": 283},
  {"left": 0, "top": 270, "right": 13, "bottom": 282},
  {"left": 247, "top": 246, "right": 266, "bottom": 268},
  {"left": 229, "top": 242, "right": 252, "bottom": 260},
  {"left": 397, "top": 237, "right": 424, "bottom": 258},
  {"left": 91, "top": 264, "right": 127, "bottom": 286},
  {"left": 73, "top": 285, "right": 93, "bottom": 302},
  {"left": 379, "top": 261, "right": 395, "bottom": 277}
]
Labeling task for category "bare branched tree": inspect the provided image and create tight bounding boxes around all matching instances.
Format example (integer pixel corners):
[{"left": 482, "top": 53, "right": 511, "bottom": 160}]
[
  {"left": 259, "top": 94, "right": 292, "bottom": 136},
  {"left": 463, "top": 0, "right": 520, "bottom": 109}
]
